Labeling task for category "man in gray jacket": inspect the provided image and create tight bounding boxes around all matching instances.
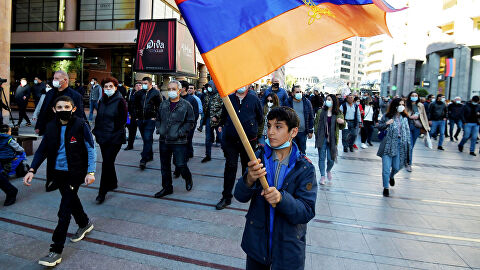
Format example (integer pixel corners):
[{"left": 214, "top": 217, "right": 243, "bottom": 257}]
[
  {"left": 88, "top": 78, "right": 102, "bottom": 121},
  {"left": 154, "top": 80, "right": 195, "bottom": 198}
]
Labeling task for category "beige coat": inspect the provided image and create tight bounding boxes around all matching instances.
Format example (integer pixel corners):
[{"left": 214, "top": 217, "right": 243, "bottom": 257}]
[{"left": 407, "top": 102, "right": 430, "bottom": 132}]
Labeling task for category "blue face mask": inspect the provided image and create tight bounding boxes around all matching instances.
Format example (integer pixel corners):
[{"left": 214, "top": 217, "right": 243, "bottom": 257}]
[
  {"left": 294, "top": 93, "right": 302, "bottom": 100},
  {"left": 410, "top": 96, "right": 418, "bottom": 102},
  {"left": 237, "top": 87, "right": 246, "bottom": 94},
  {"left": 142, "top": 84, "right": 148, "bottom": 90},
  {"left": 265, "top": 138, "right": 291, "bottom": 150},
  {"left": 208, "top": 87, "right": 213, "bottom": 92}
]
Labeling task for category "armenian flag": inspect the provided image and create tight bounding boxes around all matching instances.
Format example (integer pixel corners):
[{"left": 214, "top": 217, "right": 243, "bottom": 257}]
[{"left": 445, "top": 58, "right": 456, "bottom": 77}]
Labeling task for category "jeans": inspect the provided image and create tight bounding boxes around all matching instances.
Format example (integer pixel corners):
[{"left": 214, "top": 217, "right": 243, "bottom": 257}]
[
  {"left": 50, "top": 170, "right": 89, "bottom": 254},
  {"left": 342, "top": 121, "right": 358, "bottom": 149},
  {"left": 449, "top": 119, "right": 462, "bottom": 138},
  {"left": 187, "top": 123, "right": 196, "bottom": 158},
  {"left": 361, "top": 120, "right": 374, "bottom": 143},
  {"left": 381, "top": 139, "right": 400, "bottom": 189},
  {"left": 223, "top": 139, "right": 256, "bottom": 200},
  {"left": 137, "top": 119, "right": 156, "bottom": 162},
  {"left": 409, "top": 122, "right": 421, "bottom": 165},
  {"left": 294, "top": 131, "right": 307, "bottom": 154},
  {"left": 159, "top": 143, "right": 192, "bottom": 191},
  {"left": 459, "top": 123, "right": 479, "bottom": 152},
  {"left": 205, "top": 118, "right": 214, "bottom": 157},
  {"left": 430, "top": 120, "right": 445, "bottom": 147},
  {"left": 127, "top": 116, "right": 138, "bottom": 148},
  {"left": 99, "top": 143, "right": 121, "bottom": 195},
  {"left": 88, "top": 100, "right": 98, "bottom": 121},
  {"left": 0, "top": 160, "right": 17, "bottom": 197},
  {"left": 318, "top": 141, "right": 334, "bottom": 177}
]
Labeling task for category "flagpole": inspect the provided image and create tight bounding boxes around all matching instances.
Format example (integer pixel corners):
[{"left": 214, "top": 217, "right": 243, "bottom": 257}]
[{"left": 221, "top": 96, "right": 276, "bottom": 207}]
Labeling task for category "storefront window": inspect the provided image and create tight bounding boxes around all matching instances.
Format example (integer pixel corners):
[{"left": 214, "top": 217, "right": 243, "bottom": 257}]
[
  {"left": 79, "top": 0, "right": 136, "bottom": 30},
  {"left": 152, "top": 0, "right": 180, "bottom": 19},
  {"left": 13, "top": 0, "right": 63, "bottom": 32}
]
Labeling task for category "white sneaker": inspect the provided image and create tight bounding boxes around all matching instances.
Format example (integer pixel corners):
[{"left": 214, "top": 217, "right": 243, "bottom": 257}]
[
  {"left": 320, "top": 176, "right": 326, "bottom": 185},
  {"left": 361, "top": 143, "right": 368, "bottom": 149}
]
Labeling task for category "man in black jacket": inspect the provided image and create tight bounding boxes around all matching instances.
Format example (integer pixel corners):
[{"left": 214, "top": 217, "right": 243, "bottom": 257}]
[
  {"left": 215, "top": 87, "right": 263, "bottom": 210},
  {"left": 124, "top": 81, "right": 141, "bottom": 150},
  {"left": 35, "top": 70, "right": 86, "bottom": 135},
  {"left": 180, "top": 80, "right": 199, "bottom": 159},
  {"left": 24, "top": 95, "right": 96, "bottom": 267},
  {"left": 15, "top": 78, "right": 32, "bottom": 127},
  {"left": 428, "top": 94, "right": 447, "bottom": 150},
  {"left": 32, "top": 76, "right": 46, "bottom": 106},
  {"left": 458, "top": 96, "right": 480, "bottom": 156},
  {"left": 154, "top": 80, "right": 195, "bottom": 198},
  {"left": 448, "top": 96, "right": 464, "bottom": 141},
  {"left": 135, "top": 77, "right": 163, "bottom": 169}
]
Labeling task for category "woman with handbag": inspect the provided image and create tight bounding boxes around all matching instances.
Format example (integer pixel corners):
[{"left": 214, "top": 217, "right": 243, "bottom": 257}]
[
  {"left": 405, "top": 91, "right": 430, "bottom": 172},
  {"left": 377, "top": 98, "right": 411, "bottom": 197}
]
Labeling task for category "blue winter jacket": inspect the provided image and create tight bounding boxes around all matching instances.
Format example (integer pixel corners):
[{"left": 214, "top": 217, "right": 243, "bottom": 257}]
[
  {"left": 287, "top": 96, "right": 315, "bottom": 134},
  {"left": 263, "top": 87, "right": 289, "bottom": 106},
  {"left": 234, "top": 142, "right": 317, "bottom": 270},
  {"left": 0, "top": 134, "right": 15, "bottom": 160}
]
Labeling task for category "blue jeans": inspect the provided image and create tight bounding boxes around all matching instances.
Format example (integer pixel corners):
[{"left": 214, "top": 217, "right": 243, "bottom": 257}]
[
  {"left": 88, "top": 100, "right": 98, "bottom": 121},
  {"left": 381, "top": 139, "right": 401, "bottom": 189},
  {"left": 430, "top": 120, "right": 445, "bottom": 147},
  {"left": 449, "top": 119, "right": 462, "bottom": 138},
  {"left": 459, "top": 123, "right": 479, "bottom": 152},
  {"left": 159, "top": 143, "right": 192, "bottom": 191},
  {"left": 409, "top": 122, "right": 421, "bottom": 164},
  {"left": 318, "top": 141, "right": 334, "bottom": 177},
  {"left": 137, "top": 119, "right": 156, "bottom": 162},
  {"left": 295, "top": 131, "right": 307, "bottom": 154}
]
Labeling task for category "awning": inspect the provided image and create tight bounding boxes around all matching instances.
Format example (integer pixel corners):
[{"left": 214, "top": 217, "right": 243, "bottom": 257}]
[{"left": 10, "top": 48, "right": 81, "bottom": 59}]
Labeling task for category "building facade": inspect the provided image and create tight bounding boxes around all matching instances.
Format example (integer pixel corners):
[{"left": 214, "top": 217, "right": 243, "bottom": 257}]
[{"left": 332, "top": 37, "right": 367, "bottom": 89}]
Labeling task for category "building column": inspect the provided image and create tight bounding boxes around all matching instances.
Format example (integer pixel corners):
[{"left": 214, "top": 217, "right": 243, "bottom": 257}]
[
  {"left": 139, "top": 0, "right": 153, "bottom": 20},
  {"left": 426, "top": 53, "right": 440, "bottom": 95},
  {"left": 0, "top": 0, "right": 11, "bottom": 122},
  {"left": 396, "top": 62, "right": 404, "bottom": 97},
  {"left": 65, "top": 0, "right": 77, "bottom": 31},
  {"left": 389, "top": 65, "right": 397, "bottom": 96},
  {"left": 403, "top": 60, "right": 416, "bottom": 96},
  {"left": 452, "top": 46, "right": 471, "bottom": 100},
  {"left": 198, "top": 64, "right": 208, "bottom": 88}
]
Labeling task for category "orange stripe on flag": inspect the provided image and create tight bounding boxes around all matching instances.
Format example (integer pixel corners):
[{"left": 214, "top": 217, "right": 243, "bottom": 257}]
[{"left": 202, "top": 3, "right": 390, "bottom": 97}]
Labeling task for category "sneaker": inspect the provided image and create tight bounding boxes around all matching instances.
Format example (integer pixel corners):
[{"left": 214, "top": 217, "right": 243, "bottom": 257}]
[
  {"left": 327, "top": 171, "right": 333, "bottom": 182},
  {"left": 361, "top": 143, "right": 368, "bottom": 149},
  {"left": 25, "top": 123, "right": 32, "bottom": 127},
  {"left": 201, "top": 156, "right": 211, "bottom": 163},
  {"left": 353, "top": 144, "right": 358, "bottom": 149},
  {"left": 437, "top": 146, "right": 444, "bottom": 151},
  {"left": 470, "top": 152, "right": 477, "bottom": 156},
  {"left": 458, "top": 145, "right": 463, "bottom": 152},
  {"left": 343, "top": 148, "right": 348, "bottom": 153},
  {"left": 454, "top": 135, "right": 459, "bottom": 141},
  {"left": 349, "top": 147, "right": 354, "bottom": 152},
  {"left": 215, "top": 198, "right": 231, "bottom": 210},
  {"left": 197, "top": 127, "right": 203, "bottom": 132},
  {"left": 389, "top": 177, "right": 395, "bottom": 187},
  {"left": 70, "top": 221, "right": 94, "bottom": 243},
  {"left": 405, "top": 165, "right": 412, "bottom": 172},
  {"left": 38, "top": 252, "right": 62, "bottom": 267},
  {"left": 320, "top": 176, "right": 326, "bottom": 185},
  {"left": 450, "top": 137, "right": 454, "bottom": 142},
  {"left": 3, "top": 189, "right": 18, "bottom": 206},
  {"left": 139, "top": 160, "right": 146, "bottom": 170},
  {"left": 383, "top": 188, "right": 389, "bottom": 197},
  {"left": 367, "top": 142, "right": 373, "bottom": 146}
]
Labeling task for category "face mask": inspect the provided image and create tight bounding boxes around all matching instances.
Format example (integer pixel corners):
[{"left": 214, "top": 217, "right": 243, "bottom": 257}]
[
  {"left": 204, "top": 90, "right": 207, "bottom": 94},
  {"left": 410, "top": 96, "right": 418, "bottom": 102},
  {"left": 472, "top": 102, "right": 478, "bottom": 105},
  {"left": 168, "top": 91, "right": 178, "bottom": 99},
  {"left": 208, "top": 87, "right": 213, "bottom": 92},
  {"left": 265, "top": 138, "right": 291, "bottom": 150},
  {"left": 118, "top": 84, "right": 122, "bottom": 87},
  {"left": 441, "top": 97, "right": 446, "bottom": 102},
  {"left": 45, "top": 87, "right": 52, "bottom": 92},
  {"left": 267, "top": 102, "right": 273, "bottom": 108},
  {"left": 52, "top": 80, "right": 61, "bottom": 88},
  {"left": 456, "top": 100, "right": 461, "bottom": 104},
  {"left": 91, "top": 81, "right": 95, "bottom": 85},
  {"left": 325, "top": 100, "right": 333, "bottom": 108},
  {"left": 272, "top": 83, "right": 279, "bottom": 88},
  {"left": 34, "top": 80, "right": 38, "bottom": 84},
  {"left": 237, "top": 87, "right": 246, "bottom": 94},
  {"left": 431, "top": 98, "right": 435, "bottom": 102},
  {"left": 356, "top": 101, "right": 361, "bottom": 105},
  {"left": 20, "top": 80, "right": 27, "bottom": 87},
  {"left": 397, "top": 105, "right": 405, "bottom": 112},
  {"left": 142, "top": 84, "right": 148, "bottom": 90},
  {"left": 295, "top": 93, "right": 302, "bottom": 100},
  {"left": 104, "top": 89, "right": 115, "bottom": 97},
  {"left": 56, "top": 110, "right": 73, "bottom": 121}
]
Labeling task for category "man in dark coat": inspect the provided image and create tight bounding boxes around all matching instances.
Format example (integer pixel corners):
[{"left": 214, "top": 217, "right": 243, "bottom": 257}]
[
  {"left": 15, "top": 78, "right": 32, "bottom": 126},
  {"left": 32, "top": 77, "right": 46, "bottom": 106}
]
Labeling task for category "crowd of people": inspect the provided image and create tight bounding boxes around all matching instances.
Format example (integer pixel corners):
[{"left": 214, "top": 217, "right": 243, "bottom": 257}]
[{"left": 0, "top": 70, "right": 479, "bottom": 268}]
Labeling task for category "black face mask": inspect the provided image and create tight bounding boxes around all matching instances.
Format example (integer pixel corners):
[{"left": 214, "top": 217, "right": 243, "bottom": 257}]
[
  {"left": 56, "top": 110, "right": 73, "bottom": 121},
  {"left": 272, "top": 83, "right": 280, "bottom": 89}
]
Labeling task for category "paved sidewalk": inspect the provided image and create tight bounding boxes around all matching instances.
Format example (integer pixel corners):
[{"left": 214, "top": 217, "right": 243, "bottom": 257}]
[{"left": 1, "top": 116, "right": 480, "bottom": 269}]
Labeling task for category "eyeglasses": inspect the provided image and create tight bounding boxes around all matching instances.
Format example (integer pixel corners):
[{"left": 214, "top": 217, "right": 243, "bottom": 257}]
[{"left": 267, "top": 99, "right": 273, "bottom": 102}]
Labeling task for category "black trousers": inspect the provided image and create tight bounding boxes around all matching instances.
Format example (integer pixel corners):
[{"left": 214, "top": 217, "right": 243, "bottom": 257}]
[
  {"left": 51, "top": 170, "right": 89, "bottom": 254},
  {"left": 17, "top": 103, "right": 30, "bottom": 125},
  {"left": 361, "top": 120, "right": 374, "bottom": 143},
  {"left": 99, "top": 143, "right": 122, "bottom": 195},
  {"left": 222, "top": 139, "right": 256, "bottom": 200},
  {"left": 160, "top": 143, "right": 192, "bottom": 191},
  {"left": 0, "top": 160, "right": 17, "bottom": 197},
  {"left": 127, "top": 118, "right": 138, "bottom": 148},
  {"left": 246, "top": 256, "right": 270, "bottom": 270},
  {"left": 187, "top": 123, "right": 197, "bottom": 158}
]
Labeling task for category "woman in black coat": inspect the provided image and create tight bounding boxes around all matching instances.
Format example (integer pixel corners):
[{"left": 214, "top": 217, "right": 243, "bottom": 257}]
[{"left": 92, "top": 77, "right": 127, "bottom": 204}]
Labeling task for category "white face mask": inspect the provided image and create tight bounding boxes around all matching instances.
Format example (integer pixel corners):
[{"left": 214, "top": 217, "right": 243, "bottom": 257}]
[
  {"left": 168, "top": 91, "right": 178, "bottom": 99},
  {"left": 34, "top": 79, "right": 38, "bottom": 84},
  {"left": 325, "top": 100, "right": 333, "bottom": 108},
  {"left": 52, "top": 80, "right": 61, "bottom": 88},
  {"left": 397, "top": 105, "right": 405, "bottom": 112},
  {"left": 20, "top": 80, "right": 27, "bottom": 87},
  {"left": 91, "top": 81, "right": 95, "bottom": 85},
  {"left": 104, "top": 89, "right": 115, "bottom": 97},
  {"left": 267, "top": 102, "right": 273, "bottom": 108},
  {"left": 441, "top": 97, "right": 446, "bottom": 102},
  {"left": 356, "top": 101, "right": 361, "bottom": 105}
]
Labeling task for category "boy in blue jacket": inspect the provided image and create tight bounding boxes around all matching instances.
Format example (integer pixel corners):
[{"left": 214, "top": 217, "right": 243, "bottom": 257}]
[
  {"left": 234, "top": 106, "right": 317, "bottom": 270},
  {"left": 0, "top": 124, "right": 24, "bottom": 206}
]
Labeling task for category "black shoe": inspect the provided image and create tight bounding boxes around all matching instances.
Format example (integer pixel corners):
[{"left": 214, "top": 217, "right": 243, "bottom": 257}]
[
  {"left": 188, "top": 153, "right": 194, "bottom": 158},
  {"left": 437, "top": 146, "right": 444, "bottom": 151},
  {"left": 154, "top": 189, "right": 173, "bottom": 198},
  {"left": 383, "top": 188, "right": 389, "bottom": 197},
  {"left": 368, "top": 142, "right": 373, "bottom": 146},
  {"left": 139, "top": 160, "right": 146, "bottom": 170},
  {"left": 197, "top": 127, "right": 203, "bottom": 132},
  {"left": 454, "top": 135, "right": 459, "bottom": 141},
  {"left": 124, "top": 146, "right": 133, "bottom": 150},
  {"left": 458, "top": 145, "right": 463, "bottom": 152},
  {"left": 173, "top": 169, "right": 181, "bottom": 178},
  {"left": 450, "top": 137, "right": 454, "bottom": 142},
  {"left": 470, "top": 152, "right": 477, "bottom": 156},
  {"left": 215, "top": 198, "right": 231, "bottom": 210},
  {"left": 4, "top": 189, "right": 18, "bottom": 206},
  {"left": 95, "top": 194, "right": 105, "bottom": 204},
  {"left": 25, "top": 123, "right": 32, "bottom": 127},
  {"left": 389, "top": 177, "right": 395, "bottom": 187},
  {"left": 201, "top": 156, "right": 211, "bottom": 163},
  {"left": 185, "top": 178, "right": 193, "bottom": 191},
  {"left": 343, "top": 148, "right": 348, "bottom": 153},
  {"left": 349, "top": 147, "right": 354, "bottom": 152}
]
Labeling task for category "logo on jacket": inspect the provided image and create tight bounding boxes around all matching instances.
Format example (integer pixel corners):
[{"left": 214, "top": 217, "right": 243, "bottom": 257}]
[{"left": 70, "top": 136, "right": 77, "bottom": 143}]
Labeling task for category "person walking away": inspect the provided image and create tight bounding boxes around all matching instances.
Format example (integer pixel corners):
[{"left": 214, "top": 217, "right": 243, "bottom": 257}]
[
  {"left": 92, "top": 77, "right": 127, "bottom": 204},
  {"left": 405, "top": 91, "right": 430, "bottom": 172},
  {"left": 134, "top": 77, "right": 162, "bottom": 169},
  {"left": 88, "top": 78, "right": 102, "bottom": 121},
  {"left": 23, "top": 95, "right": 96, "bottom": 267},
  {"left": 448, "top": 97, "right": 464, "bottom": 141},
  {"left": 32, "top": 77, "right": 46, "bottom": 107},
  {"left": 314, "top": 94, "right": 345, "bottom": 185},
  {"left": 376, "top": 98, "right": 411, "bottom": 197},
  {"left": 258, "top": 93, "right": 279, "bottom": 145},
  {"left": 200, "top": 81, "right": 223, "bottom": 163},
  {"left": 15, "top": 78, "right": 32, "bottom": 127},
  {"left": 428, "top": 94, "right": 447, "bottom": 150},
  {"left": 216, "top": 87, "right": 263, "bottom": 210},
  {"left": 360, "top": 97, "right": 375, "bottom": 149},
  {"left": 458, "top": 96, "right": 480, "bottom": 156},
  {"left": 154, "top": 80, "right": 195, "bottom": 198},
  {"left": 287, "top": 85, "right": 314, "bottom": 154},
  {"left": 0, "top": 124, "right": 24, "bottom": 206},
  {"left": 341, "top": 94, "right": 362, "bottom": 152},
  {"left": 234, "top": 106, "right": 317, "bottom": 270},
  {"left": 124, "top": 81, "right": 141, "bottom": 150}
]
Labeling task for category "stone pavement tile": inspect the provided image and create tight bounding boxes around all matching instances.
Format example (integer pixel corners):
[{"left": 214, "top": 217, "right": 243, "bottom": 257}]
[
  {"left": 335, "top": 230, "right": 371, "bottom": 253},
  {"left": 363, "top": 234, "right": 403, "bottom": 258},
  {"left": 0, "top": 253, "right": 33, "bottom": 270},
  {"left": 310, "top": 253, "right": 345, "bottom": 270},
  {"left": 308, "top": 227, "right": 341, "bottom": 250},
  {"left": 328, "top": 204, "right": 356, "bottom": 219},
  {"left": 375, "top": 263, "right": 411, "bottom": 270},
  {"left": 422, "top": 215, "right": 480, "bottom": 235},
  {"left": 342, "top": 258, "right": 378, "bottom": 270},
  {"left": 449, "top": 245, "right": 480, "bottom": 268}
]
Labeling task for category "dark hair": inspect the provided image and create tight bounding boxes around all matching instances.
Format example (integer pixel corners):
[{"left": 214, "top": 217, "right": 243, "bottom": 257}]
[
  {"left": 291, "top": 85, "right": 300, "bottom": 92},
  {"left": 0, "top": 124, "right": 10, "bottom": 133},
  {"left": 54, "top": 95, "right": 75, "bottom": 107},
  {"left": 265, "top": 93, "right": 280, "bottom": 107},
  {"left": 436, "top": 94, "right": 444, "bottom": 100},
  {"left": 91, "top": 78, "right": 97, "bottom": 82},
  {"left": 101, "top": 77, "right": 119, "bottom": 88},
  {"left": 406, "top": 91, "right": 418, "bottom": 111},
  {"left": 386, "top": 98, "right": 407, "bottom": 118},
  {"left": 188, "top": 83, "right": 195, "bottom": 88},
  {"left": 472, "top": 96, "right": 479, "bottom": 102},
  {"left": 323, "top": 94, "right": 341, "bottom": 115},
  {"left": 427, "top": 94, "right": 434, "bottom": 100},
  {"left": 354, "top": 96, "right": 360, "bottom": 102},
  {"left": 267, "top": 106, "right": 299, "bottom": 131},
  {"left": 142, "top": 77, "right": 152, "bottom": 83},
  {"left": 135, "top": 81, "right": 142, "bottom": 86},
  {"left": 180, "top": 80, "right": 189, "bottom": 89}
]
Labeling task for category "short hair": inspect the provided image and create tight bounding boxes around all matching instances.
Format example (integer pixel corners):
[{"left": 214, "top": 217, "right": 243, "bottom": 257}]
[
  {"left": 55, "top": 70, "right": 69, "bottom": 82},
  {"left": 142, "top": 77, "right": 152, "bottom": 83},
  {"left": 168, "top": 80, "right": 182, "bottom": 90},
  {"left": 180, "top": 80, "right": 189, "bottom": 90},
  {"left": 91, "top": 77, "right": 98, "bottom": 82},
  {"left": 427, "top": 94, "right": 434, "bottom": 99},
  {"left": 0, "top": 124, "right": 10, "bottom": 133},
  {"left": 267, "top": 106, "right": 299, "bottom": 131},
  {"left": 292, "top": 85, "right": 301, "bottom": 92},
  {"left": 188, "top": 84, "right": 195, "bottom": 88},
  {"left": 436, "top": 94, "right": 444, "bottom": 99},
  {"left": 101, "top": 77, "right": 119, "bottom": 88},
  {"left": 472, "top": 96, "right": 479, "bottom": 102},
  {"left": 20, "top": 77, "right": 27, "bottom": 81},
  {"left": 54, "top": 95, "right": 75, "bottom": 107},
  {"left": 134, "top": 81, "right": 142, "bottom": 86}
]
